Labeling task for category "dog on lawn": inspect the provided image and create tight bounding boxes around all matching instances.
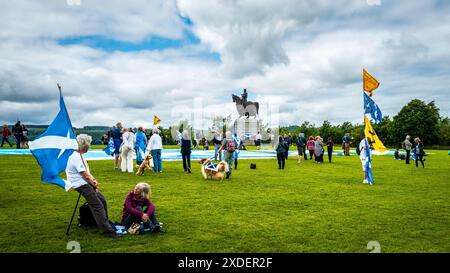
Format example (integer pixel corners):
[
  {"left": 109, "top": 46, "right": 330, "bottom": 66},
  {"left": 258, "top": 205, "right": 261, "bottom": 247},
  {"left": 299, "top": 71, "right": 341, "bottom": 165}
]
[
  {"left": 136, "top": 155, "right": 154, "bottom": 176},
  {"left": 199, "top": 158, "right": 229, "bottom": 182}
]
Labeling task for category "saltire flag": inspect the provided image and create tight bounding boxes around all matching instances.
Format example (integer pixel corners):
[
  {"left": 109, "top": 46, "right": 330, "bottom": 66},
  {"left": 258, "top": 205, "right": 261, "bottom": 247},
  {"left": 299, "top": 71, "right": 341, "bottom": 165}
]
[
  {"left": 103, "top": 137, "right": 115, "bottom": 156},
  {"left": 363, "top": 92, "right": 383, "bottom": 123},
  {"left": 364, "top": 116, "right": 387, "bottom": 153},
  {"left": 363, "top": 69, "right": 380, "bottom": 97},
  {"left": 29, "top": 94, "right": 78, "bottom": 191},
  {"left": 364, "top": 138, "right": 374, "bottom": 185},
  {"left": 153, "top": 115, "right": 161, "bottom": 126}
]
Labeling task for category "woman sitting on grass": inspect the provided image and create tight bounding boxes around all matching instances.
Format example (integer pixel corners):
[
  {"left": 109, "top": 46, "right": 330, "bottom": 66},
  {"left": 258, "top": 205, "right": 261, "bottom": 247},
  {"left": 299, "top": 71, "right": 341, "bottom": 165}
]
[{"left": 122, "top": 182, "right": 164, "bottom": 233}]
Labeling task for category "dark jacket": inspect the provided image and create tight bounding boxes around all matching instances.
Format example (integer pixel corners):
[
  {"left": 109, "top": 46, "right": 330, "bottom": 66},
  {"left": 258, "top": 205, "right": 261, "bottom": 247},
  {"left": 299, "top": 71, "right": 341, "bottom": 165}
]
[
  {"left": 122, "top": 190, "right": 155, "bottom": 223},
  {"left": 276, "top": 140, "right": 288, "bottom": 153},
  {"left": 296, "top": 136, "right": 306, "bottom": 147},
  {"left": 414, "top": 142, "right": 424, "bottom": 155},
  {"left": 181, "top": 139, "right": 192, "bottom": 154}
]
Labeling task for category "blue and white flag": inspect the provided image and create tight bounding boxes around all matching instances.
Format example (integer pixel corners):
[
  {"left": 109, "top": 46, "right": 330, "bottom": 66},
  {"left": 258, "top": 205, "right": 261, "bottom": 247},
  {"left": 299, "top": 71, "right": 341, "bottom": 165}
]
[
  {"left": 364, "top": 92, "right": 383, "bottom": 124},
  {"left": 365, "top": 138, "right": 374, "bottom": 185},
  {"left": 29, "top": 94, "right": 78, "bottom": 191},
  {"left": 103, "top": 137, "right": 115, "bottom": 156}
]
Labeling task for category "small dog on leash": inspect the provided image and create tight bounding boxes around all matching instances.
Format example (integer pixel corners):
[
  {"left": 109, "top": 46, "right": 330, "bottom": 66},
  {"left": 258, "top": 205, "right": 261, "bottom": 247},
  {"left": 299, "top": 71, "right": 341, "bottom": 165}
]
[
  {"left": 136, "top": 155, "right": 154, "bottom": 176},
  {"left": 199, "top": 158, "right": 228, "bottom": 182}
]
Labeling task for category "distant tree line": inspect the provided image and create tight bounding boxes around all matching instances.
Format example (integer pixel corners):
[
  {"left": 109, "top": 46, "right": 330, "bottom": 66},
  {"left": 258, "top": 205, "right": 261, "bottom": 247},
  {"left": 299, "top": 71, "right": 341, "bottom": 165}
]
[{"left": 279, "top": 99, "right": 450, "bottom": 149}]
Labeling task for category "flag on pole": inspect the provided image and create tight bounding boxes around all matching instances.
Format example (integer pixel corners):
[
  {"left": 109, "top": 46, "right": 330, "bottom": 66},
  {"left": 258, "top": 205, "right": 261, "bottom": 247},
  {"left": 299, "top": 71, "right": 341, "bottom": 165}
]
[
  {"left": 103, "top": 137, "right": 115, "bottom": 156},
  {"left": 364, "top": 138, "right": 374, "bottom": 185},
  {"left": 363, "top": 69, "right": 380, "bottom": 97},
  {"left": 153, "top": 115, "right": 161, "bottom": 126},
  {"left": 363, "top": 92, "right": 383, "bottom": 123},
  {"left": 29, "top": 93, "right": 78, "bottom": 191},
  {"left": 364, "top": 116, "right": 387, "bottom": 153}
]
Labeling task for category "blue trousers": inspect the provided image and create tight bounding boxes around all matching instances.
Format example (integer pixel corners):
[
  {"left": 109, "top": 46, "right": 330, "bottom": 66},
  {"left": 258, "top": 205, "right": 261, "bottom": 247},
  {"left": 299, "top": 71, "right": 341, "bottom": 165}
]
[{"left": 151, "top": 149, "right": 162, "bottom": 172}]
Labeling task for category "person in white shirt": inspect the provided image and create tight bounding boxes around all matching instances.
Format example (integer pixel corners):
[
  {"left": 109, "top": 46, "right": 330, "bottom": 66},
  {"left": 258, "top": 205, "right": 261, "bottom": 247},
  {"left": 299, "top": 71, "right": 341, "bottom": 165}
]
[
  {"left": 120, "top": 127, "right": 136, "bottom": 173},
  {"left": 255, "top": 132, "right": 262, "bottom": 150},
  {"left": 65, "top": 134, "right": 118, "bottom": 237},
  {"left": 146, "top": 128, "right": 163, "bottom": 173},
  {"left": 359, "top": 138, "right": 370, "bottom": 184}
]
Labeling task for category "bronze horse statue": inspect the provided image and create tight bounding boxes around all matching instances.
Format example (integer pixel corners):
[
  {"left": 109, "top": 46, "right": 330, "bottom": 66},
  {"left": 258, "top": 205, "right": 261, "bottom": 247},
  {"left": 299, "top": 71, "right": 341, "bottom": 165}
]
[{"left": 232, "top": 94, "right": 259, "bottom": 119}]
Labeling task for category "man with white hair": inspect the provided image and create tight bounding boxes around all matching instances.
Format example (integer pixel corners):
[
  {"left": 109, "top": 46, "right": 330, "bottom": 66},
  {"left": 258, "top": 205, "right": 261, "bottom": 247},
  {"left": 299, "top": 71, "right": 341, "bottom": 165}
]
[
  {"left": 66, "top": 134, "right": 118, "bottom": 237},
  {"left": 402, "top": 135, "right": 413, "bottom": 165},
  {"left": 146, "top": 128, "right": 163, "bottom": 173}
]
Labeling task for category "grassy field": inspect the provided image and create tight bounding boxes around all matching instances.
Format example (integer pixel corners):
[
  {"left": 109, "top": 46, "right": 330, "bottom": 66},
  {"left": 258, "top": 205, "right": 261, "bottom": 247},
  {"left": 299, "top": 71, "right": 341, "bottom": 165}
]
[{"left": 0, "top": 150, "right": 449, "bottom": 253}]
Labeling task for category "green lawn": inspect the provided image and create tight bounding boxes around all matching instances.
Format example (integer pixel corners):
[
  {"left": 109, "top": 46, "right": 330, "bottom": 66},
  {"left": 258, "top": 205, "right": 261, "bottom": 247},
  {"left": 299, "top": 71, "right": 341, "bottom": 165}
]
[{"left": 0, "top": 151, "right": 449, "bottom": 253}]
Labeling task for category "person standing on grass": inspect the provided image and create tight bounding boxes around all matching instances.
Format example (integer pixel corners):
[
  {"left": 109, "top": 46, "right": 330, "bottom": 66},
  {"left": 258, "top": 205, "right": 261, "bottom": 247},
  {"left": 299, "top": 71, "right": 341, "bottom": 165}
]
[
  {"left": 120, "top": 127, "right": 136, "bottom": 173},
  {"left": 12, "top": 121, "right": 23, "bottom": 149},
  {"left": 147, "top": 128, "right": 163, "bottom": 173},
  {"left": 213, "top": 132, "right": 223, "bottom": 161},
  {"left": 216, "top": 131, "right": 238, "bottom": 179},
  {"left": 314, "top": 136, "right": 324, "bottom": 163},
  {"left": 306, "top": 136, "right": 315, "bottom": 160},
  {"left": 413, "top": 137, "right": 425, "bottom": 169},
  {"left": 21, "top": 124, "right": 29, "bottom": 148},
  {"left": 359, "top": 137, "right": 370, "bottom": 184},
  {"left": 121, "top": 182, "right": 164, "bottom": 233},
  {"left": 284, "top": 133, "right": 292, "bottom": 160},
  {"left": 112, "top": 122, "right": 123, "bottom": 170},
  {"left": 66, "top": 134, "right": 119, "bottom": 238},
  {"left": 233, "top": 132, "right": 242, "bottom": 170},
  {"left": 402, "top": 135, "right": 413, "bottom": 165},
  {"left": 181, "top": 130, "right": 192, "bottom": 173},
  {"left": 135, "top": 127, "right": 148, "bottom": 166},
  {"left": 343, "top": 133, "right": 351, "bottom": 156},
  {"left": 276, "top": 136, "right": 288, "bottom": 169},
  {"left": 296, "top": 132, "right": 307, "bottom": 163},
  {"left": 255, "top": 131, "right": 262, "bottom": 150},
  {"left": 1, "top": 124, "right": 13, "bottom": 147},
  {"left": 326, "top": 137, "right": 334, "bottom": 163}
]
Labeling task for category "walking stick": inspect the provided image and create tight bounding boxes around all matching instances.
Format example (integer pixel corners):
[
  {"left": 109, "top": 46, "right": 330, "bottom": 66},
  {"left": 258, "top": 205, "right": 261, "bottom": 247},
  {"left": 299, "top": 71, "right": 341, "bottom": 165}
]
[{"left": 66, "top": 192, "right": 82, "bottom": 235}]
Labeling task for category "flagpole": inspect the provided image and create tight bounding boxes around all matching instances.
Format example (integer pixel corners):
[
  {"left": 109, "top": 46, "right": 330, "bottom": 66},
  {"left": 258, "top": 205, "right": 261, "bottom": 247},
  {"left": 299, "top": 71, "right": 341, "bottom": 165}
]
[
  {"left": 66, "top": 191, "right": 82, "bottom": 235},
  {"left": 57, "top": 83, "right": 82, "bottom": 235}
]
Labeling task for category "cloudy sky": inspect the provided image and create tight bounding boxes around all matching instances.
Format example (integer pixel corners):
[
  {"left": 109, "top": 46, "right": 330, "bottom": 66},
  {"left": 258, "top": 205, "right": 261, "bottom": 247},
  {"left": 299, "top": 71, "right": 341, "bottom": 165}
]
[{"left": 1, "top": 0, "right": 449, "bottom": 129}]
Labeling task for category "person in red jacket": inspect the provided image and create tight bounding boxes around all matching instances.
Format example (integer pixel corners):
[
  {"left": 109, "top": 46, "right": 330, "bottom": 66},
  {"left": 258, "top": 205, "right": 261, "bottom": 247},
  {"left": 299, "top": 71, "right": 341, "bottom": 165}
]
[
  {"left": 121, "top": 182, "right": 164, "bottom": 233},
  {"left": 1, "top": 124, "right": 13, "bottom": 147}
]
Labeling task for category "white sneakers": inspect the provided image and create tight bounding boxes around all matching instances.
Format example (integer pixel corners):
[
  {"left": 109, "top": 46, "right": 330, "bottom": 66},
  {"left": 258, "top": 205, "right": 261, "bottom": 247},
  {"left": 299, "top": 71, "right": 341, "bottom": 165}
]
[{"left": 363, "top": 179, "right": 369, "bottom": 184}]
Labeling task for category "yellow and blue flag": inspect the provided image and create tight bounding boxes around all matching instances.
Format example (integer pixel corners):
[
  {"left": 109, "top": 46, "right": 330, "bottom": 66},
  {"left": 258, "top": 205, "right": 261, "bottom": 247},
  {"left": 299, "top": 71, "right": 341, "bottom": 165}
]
[{"left": 364, "top": 116, "right": 387, "bottom": 153}]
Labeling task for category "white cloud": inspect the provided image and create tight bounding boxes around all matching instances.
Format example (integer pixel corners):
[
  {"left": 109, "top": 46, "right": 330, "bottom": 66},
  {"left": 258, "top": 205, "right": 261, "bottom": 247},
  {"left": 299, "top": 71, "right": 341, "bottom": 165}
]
[{"left": 0, "top": 0, "right": 449, "bottom": 130}]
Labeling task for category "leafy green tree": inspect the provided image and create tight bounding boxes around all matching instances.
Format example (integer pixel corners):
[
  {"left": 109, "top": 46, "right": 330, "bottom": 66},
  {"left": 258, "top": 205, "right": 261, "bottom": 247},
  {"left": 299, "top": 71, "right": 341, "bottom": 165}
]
[
  {"left": 391, "top": 99, "right": 440, "bottom": 145},
  {"left": 438, "top": 117, "right": 450, "bottom": 146}
]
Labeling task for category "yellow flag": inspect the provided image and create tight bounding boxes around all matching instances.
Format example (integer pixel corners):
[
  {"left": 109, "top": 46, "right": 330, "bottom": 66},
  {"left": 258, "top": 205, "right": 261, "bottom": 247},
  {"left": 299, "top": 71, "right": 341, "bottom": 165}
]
[
  {"left": 153, "top": 115, "right": 161, "bottom": 126},
  {"left": 364, "top": 116, "right": 386, "bottom": 153},
  {"left": 363, "top": 69, "right": 380, "bottom": 97}
]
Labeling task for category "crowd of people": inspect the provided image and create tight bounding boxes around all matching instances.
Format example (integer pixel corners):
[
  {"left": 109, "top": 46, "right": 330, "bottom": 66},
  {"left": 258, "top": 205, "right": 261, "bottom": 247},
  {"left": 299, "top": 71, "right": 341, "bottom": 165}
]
[{"left": 3, "top": 118, "right": 428, "bottom": 237}]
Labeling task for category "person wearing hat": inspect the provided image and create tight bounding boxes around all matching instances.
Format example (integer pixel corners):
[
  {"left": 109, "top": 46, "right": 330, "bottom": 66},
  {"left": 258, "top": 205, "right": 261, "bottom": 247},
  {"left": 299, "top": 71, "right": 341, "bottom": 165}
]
[{"left": 121, "top": 182, "right": 164, "bottom": 233}]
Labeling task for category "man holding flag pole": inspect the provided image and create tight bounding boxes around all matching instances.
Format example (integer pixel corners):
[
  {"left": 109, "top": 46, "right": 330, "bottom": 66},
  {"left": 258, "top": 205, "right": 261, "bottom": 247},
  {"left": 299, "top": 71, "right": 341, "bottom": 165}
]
[
  {"left": 29, "top": 84, "right": 118, "bottom": 237},
  {"left": 361, "top": 69, "right": 386, "bottom": 185}
]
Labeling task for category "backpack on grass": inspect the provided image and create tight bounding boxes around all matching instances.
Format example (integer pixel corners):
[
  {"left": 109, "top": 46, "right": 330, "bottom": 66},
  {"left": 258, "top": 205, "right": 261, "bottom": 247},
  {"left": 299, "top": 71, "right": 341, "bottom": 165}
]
[{"left": 78, "top": 202, "right": 97, "bottom": 227}]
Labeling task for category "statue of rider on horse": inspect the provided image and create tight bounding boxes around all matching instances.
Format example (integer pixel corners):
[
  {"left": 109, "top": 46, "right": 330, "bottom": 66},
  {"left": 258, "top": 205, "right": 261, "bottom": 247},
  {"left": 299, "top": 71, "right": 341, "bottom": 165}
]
[{"left": 232, "top": 89, "right": 259, "bottom": 119}]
